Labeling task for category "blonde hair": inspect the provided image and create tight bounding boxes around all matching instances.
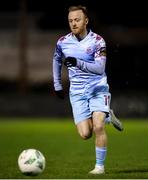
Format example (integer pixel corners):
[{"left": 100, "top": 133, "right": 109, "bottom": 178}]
[{"left": 68, "top": 5, "right": 88, "bottom": 18}]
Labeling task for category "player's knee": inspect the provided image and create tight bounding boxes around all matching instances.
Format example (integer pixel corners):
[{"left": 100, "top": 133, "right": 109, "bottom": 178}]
[
  {"left": 79, "top": 131, "right": 92, "bottom": 140},
  {"left": 93, "top": 125, "right": 104, "bottom": 135}
]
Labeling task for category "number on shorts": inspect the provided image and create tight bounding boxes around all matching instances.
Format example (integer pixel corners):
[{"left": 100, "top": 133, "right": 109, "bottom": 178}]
[{"left": 104, "top": 95, "right": 110, "bottom": 106}]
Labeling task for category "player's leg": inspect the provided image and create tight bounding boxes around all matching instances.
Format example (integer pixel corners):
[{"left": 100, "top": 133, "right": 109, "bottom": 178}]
[
  {"left": 89, "top": 111, "right": 107, "bottom": 174},
  {"left": 76, "top": 118, "right": 93, "bottom": 140},
  {"left": 88, "top": 92, "right": 110, "bottom": 174},
  {"left": 69, "top": 92, "right": 93, "bottom": 139}
]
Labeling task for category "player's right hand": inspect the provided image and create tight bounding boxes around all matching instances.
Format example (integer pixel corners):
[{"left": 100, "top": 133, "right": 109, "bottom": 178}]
[{"left": 55, "top": 90, "right": 65, "bottom": 99}]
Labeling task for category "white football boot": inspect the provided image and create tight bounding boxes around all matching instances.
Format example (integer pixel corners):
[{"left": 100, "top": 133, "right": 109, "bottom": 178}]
[
  {"left": 89, "top": 165, "right": 105, "bottom": 175},
  {"left": 110, "top": 109, "right": 124, "bottom": 131}
]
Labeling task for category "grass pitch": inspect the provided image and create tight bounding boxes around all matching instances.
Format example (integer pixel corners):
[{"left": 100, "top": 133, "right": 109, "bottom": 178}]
[{"left": 0, "top": 118, "right": 148, "bottom": 179}]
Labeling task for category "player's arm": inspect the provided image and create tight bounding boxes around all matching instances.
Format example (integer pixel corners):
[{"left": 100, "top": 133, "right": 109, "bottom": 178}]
[
  {"left": 77, "top": 46, "right": 106, "bottom": 75},
  {"left": 64, "top": 39, "right": 106, "bottom": 75},
  {"left": 53, "top": 44, "right": 63, "bottom": 91}
]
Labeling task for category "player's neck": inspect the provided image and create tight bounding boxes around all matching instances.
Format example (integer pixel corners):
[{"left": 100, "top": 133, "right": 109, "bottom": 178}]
[{"left": 76, "top": 29, "right": 89, "bottom": 41}]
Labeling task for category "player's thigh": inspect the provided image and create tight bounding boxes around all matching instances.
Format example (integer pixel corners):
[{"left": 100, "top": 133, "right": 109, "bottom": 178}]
[
  {"left": 76, "top": 118, "right": 93, "bottom": 139},
  {"left": 69, "top": 93, "right": 91, "bottom": 124}
]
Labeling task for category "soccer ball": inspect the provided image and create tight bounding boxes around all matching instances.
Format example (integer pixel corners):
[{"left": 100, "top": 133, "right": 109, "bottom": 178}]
[{"left": 18, "top": 148, "right": 46, "bottom": 176}]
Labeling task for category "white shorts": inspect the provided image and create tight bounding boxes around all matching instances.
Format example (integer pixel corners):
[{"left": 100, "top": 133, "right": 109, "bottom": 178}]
[{"left": 69, "top": 91, "right": 111, "bottom": 124}]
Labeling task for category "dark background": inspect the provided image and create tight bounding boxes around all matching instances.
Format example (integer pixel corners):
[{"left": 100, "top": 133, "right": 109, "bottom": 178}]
[{"left": 0, "top": 0, "right": 147, "bottom": 117}]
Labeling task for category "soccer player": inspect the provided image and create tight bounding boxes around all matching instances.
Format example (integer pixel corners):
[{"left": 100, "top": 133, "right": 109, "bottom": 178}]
[{"left": 52, "top": 5, "right": 123, "bottom": 174}]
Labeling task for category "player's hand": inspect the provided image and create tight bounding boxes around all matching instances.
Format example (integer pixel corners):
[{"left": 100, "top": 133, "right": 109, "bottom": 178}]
[
  {"left": 55, "top": 90, "right": 64, "bottom": 99},
  {"left": 64, "top": 57, "right": 77, "bottom": 67}
]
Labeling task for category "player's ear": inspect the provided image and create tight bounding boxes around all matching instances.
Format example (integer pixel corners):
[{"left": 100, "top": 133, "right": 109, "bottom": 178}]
[{"left": 86, "top": 18, "right": 89, "bottom": 25}]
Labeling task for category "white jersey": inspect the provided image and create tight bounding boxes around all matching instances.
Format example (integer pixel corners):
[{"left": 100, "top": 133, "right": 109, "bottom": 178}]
[{"left": 53, "top": 30, "right": 109, "bottom": 94}]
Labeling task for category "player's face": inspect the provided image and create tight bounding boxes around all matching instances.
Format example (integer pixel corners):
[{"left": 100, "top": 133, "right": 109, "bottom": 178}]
[{"left": 68, "top": 10, "right": 88, "bottom": 36}]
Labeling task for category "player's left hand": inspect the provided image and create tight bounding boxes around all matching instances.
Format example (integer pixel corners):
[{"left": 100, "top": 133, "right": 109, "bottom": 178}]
[{"left": 64, "top": 57, "right": 77, "bottom": 67}]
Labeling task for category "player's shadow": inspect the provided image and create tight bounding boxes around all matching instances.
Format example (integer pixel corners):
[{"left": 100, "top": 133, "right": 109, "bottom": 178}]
[{"left": 116, "top": 168, "right": 148, "bottom": 174}]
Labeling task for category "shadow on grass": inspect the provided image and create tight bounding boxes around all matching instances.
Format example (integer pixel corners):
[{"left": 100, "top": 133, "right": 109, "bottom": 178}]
[{"left": 116, "top": 168, "right": 148, "bottom": 173}]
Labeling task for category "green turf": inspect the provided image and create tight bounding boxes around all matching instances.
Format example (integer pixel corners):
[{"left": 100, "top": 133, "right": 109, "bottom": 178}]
[{"left": 0, "top": 118, "right": 148, "bottom": 179}]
